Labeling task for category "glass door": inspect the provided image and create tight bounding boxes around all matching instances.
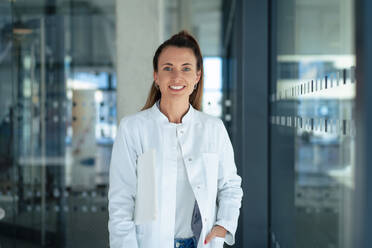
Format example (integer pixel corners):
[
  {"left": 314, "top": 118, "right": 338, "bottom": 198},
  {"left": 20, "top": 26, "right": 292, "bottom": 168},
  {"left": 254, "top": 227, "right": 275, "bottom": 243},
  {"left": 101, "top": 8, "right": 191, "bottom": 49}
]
[
  {"left": 270, "top": 0, "right": 356, "bottom": 247},
  {"left": 0, "top": 15, "right": 66, "bottom": 247}
]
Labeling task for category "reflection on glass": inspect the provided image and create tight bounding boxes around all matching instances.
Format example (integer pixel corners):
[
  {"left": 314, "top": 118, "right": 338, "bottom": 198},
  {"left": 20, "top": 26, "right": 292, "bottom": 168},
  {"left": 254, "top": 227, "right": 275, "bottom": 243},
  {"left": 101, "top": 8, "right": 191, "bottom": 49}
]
[
  {"left": 0, "top": 1, "right": 116, "bottom": 247},
  {"left": 271, "top": 0, "right": 355, "bottom": 247},
  {"left": 292, "top": 65, "right": 355, "bottom": 248}
]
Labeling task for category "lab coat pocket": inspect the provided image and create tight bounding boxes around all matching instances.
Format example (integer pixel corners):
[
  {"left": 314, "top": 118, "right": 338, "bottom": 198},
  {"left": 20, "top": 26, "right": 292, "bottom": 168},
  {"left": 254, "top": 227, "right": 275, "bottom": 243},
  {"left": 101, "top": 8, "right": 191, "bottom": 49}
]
[{"left": 210, "top": 236, "right": 225, "bottom": 248}]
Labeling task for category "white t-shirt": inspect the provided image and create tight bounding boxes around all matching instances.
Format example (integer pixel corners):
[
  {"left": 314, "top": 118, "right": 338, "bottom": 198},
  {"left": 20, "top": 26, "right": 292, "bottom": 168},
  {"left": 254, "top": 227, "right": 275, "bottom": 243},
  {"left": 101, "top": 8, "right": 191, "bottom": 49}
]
[
  {"left": 174, "top": 124, "right": 196, "bottom": 239},
  {"left": 155, "top": 101, "right": 196, "bottom": 238}
]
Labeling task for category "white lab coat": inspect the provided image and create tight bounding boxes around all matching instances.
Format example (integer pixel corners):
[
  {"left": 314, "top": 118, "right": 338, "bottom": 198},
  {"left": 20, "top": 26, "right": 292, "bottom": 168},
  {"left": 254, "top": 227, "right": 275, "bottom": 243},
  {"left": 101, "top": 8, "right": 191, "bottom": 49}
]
[{"left": 108, "top": 101, "right": 243, "bottom": 248}]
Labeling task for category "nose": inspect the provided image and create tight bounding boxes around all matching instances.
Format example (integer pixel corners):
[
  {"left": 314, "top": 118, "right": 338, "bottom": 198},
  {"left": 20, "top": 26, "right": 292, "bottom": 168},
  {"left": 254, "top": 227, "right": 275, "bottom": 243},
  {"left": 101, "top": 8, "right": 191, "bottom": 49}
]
[{"left": 171, "top": 69, "right": 181, "bottom": 81}]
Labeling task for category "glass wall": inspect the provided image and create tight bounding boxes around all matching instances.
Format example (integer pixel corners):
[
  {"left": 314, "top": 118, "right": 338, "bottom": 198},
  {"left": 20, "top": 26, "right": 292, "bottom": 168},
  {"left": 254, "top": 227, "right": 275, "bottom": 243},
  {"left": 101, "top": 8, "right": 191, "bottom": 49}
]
[
  {"left": 0, "top": 0, "right": 116, "bottom": 247},
  {"left": 270, "top": 0, "right": 355, "bottom": 247}
]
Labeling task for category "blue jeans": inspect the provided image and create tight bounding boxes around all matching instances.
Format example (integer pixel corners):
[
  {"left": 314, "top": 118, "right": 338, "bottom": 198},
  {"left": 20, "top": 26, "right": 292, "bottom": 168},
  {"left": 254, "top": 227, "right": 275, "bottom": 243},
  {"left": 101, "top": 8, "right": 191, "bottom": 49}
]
[{"left": 174, "top": 237, "right": 197, "bottom": 248}]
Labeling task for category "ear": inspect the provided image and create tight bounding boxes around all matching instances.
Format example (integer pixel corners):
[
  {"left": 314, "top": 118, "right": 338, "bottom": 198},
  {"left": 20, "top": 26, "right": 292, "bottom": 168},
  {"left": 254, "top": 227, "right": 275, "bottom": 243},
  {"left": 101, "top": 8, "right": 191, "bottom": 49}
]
[
  {"left": 196, "top": 70, "right": 201, "bottom": 83},
  {"left": 153, "top": 71, "right": 158, "bottom": 83}
]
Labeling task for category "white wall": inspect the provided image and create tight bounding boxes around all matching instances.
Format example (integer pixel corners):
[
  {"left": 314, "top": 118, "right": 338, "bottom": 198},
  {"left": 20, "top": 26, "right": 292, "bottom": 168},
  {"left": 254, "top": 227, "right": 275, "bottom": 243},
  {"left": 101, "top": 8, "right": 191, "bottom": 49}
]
[{"left": 116, "top": 0, "right": 164, "bottom": 121}]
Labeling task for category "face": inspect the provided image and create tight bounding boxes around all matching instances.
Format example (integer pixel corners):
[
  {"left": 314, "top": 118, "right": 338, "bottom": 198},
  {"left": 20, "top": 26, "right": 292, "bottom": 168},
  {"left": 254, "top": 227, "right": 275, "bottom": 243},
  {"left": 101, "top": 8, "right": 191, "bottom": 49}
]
[{"left": 154, "top": 46, "right": 201, "bottom": 101}]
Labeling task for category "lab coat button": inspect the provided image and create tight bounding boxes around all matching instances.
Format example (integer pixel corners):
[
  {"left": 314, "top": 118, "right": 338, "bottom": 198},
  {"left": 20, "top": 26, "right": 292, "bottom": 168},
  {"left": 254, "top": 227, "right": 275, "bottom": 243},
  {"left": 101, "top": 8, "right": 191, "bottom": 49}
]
[
  {"left": 180, "top": 130, "right": 184, "bottom": 134},
  {"left": 188, "top": 158, "right": 192, "bottom": 162}
]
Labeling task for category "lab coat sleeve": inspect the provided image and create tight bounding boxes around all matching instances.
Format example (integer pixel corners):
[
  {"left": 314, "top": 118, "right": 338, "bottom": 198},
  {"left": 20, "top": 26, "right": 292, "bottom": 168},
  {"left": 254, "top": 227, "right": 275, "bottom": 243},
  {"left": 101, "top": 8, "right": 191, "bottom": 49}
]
[
  {"left": 108, "top": 119, "right": 138, "bottom": 248},
  {"left": 214, "top": 120, "right": 243, "bottom": 246}
]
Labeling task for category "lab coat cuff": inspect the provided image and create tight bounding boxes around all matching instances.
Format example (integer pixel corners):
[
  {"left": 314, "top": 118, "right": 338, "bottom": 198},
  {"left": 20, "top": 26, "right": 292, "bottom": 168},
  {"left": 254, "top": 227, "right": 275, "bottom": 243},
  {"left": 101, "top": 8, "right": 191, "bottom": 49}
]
[{"left": 215, "top": 203, "right": 239, "bottom": 245}]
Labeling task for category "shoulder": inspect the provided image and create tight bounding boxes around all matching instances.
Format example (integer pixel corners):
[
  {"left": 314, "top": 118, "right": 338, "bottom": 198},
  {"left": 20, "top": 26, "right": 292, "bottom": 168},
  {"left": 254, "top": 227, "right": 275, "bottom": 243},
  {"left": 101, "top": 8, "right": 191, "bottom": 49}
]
[
  {"left": 118, "top": 108, "right": 153, "bottom": 131},
  {"left": 194, "top": 110, "right": 230, "bottom": 140},
  {"left": 194, "top": 110, "right": 225, "bottom": 129},
  {"left": 115, "top": 108, "right": 153, "bottom": 147},
  {"left": 194, "top": 111, "right": 230, "bottom": 150}
]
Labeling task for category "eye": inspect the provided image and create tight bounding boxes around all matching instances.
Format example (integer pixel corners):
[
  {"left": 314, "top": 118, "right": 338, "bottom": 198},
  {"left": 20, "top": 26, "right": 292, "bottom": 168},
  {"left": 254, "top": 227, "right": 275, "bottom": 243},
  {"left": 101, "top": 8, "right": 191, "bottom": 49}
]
[
  {"left": 163, "top": 67, "right": 172, "bottom": 71},
  {"left": 182, "top": 67, "right": 191, "bottom": 72}
]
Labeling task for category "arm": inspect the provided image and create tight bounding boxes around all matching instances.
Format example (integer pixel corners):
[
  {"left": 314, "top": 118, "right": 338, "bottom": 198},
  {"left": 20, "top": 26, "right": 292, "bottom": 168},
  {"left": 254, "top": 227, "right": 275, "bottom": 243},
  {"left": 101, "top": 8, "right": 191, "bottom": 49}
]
[
  {"left": 214, "top": 120, "right": 243, "bottom": 246},
  {"left": 108, "top": 119, "right": 138, "bottom": 248}
]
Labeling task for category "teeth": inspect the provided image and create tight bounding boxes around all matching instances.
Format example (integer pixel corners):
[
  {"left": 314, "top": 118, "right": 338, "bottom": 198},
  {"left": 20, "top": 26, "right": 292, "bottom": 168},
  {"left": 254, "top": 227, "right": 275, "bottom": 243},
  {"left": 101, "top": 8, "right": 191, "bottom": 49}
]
[{"left": 170, "top": 85, "right": 185, "bottom": 90}]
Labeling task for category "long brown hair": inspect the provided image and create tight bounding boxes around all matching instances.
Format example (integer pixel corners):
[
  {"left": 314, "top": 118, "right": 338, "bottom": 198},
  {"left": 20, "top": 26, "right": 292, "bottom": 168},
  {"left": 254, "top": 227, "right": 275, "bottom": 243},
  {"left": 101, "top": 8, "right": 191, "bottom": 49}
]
[{"left": 141, "top": 30, "right": 204, "bottom": 110}]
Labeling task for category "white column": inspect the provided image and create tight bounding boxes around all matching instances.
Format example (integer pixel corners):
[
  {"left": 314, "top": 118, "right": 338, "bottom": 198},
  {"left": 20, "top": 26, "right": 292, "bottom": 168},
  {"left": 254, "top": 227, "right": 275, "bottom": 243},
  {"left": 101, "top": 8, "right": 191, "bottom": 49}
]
[{"left": 116, "top": 0, "right": 163, "bottom": 121}]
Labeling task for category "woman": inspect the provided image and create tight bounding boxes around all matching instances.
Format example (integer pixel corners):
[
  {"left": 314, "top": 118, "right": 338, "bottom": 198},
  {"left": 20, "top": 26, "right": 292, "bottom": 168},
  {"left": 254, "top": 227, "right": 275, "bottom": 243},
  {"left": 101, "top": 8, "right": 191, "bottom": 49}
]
[{"left": 108, "top": 31, "right": 243, "bottom": 248}]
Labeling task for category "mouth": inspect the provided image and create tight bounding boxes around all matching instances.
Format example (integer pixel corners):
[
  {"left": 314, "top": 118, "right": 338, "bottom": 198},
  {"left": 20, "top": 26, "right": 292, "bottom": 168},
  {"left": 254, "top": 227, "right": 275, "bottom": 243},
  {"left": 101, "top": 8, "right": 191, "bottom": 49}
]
[{"left": 169, "top": 85, "right": 186, "bottom": 91}]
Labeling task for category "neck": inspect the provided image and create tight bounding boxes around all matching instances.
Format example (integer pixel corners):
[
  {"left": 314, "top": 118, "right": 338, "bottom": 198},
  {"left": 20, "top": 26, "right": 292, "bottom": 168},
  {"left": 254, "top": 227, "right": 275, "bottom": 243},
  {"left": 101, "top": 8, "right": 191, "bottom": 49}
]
[{"left": 159, "top": 97, "right": 190, "bottom": 123}]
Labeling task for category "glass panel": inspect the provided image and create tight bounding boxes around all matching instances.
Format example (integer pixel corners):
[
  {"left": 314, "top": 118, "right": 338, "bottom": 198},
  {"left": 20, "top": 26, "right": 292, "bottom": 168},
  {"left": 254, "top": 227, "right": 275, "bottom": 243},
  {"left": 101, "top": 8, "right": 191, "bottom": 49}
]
[
  {"left": 0, "top": 1, "right": 15, "bottom": 245},
  {"left": 271, "top": 0, "right": 355, "bottom": 247},
  {"left": 0, "top": 1, "right": 116, "bottom": 247}
]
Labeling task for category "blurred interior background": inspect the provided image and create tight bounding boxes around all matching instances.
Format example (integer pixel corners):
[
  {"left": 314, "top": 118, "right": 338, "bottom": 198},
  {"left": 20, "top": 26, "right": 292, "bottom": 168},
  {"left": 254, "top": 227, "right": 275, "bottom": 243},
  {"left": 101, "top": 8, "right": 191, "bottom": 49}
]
[{"left": 1, "top": 0, "right": 371, "bottom": 247}]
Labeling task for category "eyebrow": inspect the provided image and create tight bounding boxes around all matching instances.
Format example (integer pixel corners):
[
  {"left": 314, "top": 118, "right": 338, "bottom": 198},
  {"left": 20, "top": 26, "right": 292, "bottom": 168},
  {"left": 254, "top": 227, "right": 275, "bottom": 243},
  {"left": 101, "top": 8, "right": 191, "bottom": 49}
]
[{"left": 161, "top": 62, "right": 193, "bottom": 66}]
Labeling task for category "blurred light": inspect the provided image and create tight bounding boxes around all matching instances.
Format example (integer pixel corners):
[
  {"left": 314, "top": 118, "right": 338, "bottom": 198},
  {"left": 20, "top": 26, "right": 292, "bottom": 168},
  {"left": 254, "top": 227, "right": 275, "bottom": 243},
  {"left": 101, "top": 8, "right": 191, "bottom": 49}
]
[
  {"left": 203, "top": 57, "right": 222, "bottom": 90},
  {"left": 319, "top": 106, "right": 329, "bottom": 116},
  {"left": 202, "top": 57, "right": 223, "bottom": 117},
  {"left": 67, "top": 79, "right": 98, "bottom": 90},
  {"left": 95, "top": 91, "right": 103, "bottom": 102},
  {"left": 67, "top": 90, "right": 73, "bottom": 99},
  {"left": 23, "top": 78, "right": 31, "bottom": 97},
  {"left": 13, "top": 28, "right": 32, "bottom": 35},
  {"left": 65, "top": 55, "right": 72, "bottom": 63},
  {"left": 23, "top": 56, "right": 31, "bottom": 70}
]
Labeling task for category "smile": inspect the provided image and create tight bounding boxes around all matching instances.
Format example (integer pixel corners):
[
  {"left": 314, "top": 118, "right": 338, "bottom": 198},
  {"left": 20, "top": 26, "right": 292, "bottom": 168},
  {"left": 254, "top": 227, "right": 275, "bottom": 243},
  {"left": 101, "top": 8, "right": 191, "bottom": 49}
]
[{"left": 169, "top": 85, "right": 185, "bottom": 90}]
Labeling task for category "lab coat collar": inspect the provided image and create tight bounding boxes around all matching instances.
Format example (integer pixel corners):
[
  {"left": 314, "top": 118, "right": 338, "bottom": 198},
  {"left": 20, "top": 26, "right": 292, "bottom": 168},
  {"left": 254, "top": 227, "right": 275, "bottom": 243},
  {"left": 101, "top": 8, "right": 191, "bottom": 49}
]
[{"left": 150, "top": 99, "right": 195, "bottom": 125}]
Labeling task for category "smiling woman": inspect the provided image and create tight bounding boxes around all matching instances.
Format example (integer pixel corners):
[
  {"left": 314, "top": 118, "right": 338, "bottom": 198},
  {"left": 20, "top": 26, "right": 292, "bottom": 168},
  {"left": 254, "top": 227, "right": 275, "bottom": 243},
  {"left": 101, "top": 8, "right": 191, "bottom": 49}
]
[
  {"left": 156, "top": 46, "right": 200, "bottom": 94},
  {"left": 153, "top": 46, "right": 201, "bottom": 123},
  {"left": 142, "top": 31, "right": 204, "bottom": 112},
  {"left": 108, "top": 30, "right": 243, "bottom": 248}
]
